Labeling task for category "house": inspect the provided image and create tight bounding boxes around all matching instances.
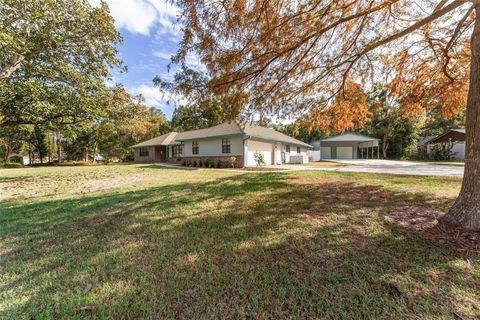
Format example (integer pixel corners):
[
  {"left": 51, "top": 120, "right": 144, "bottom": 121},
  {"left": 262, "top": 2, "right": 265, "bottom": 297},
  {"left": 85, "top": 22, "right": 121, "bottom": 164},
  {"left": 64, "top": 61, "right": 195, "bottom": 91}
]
[
  {"left": 131, "top": 122, "right": 312, "bottom": 166},
  {"left": 309, "top": 133, "right": 380, "bottom": 160},
  {"left": 417, "top": 136, "right": 435, "bottom": 157},
  {"left": 426, "top": 129, "right": 466, "bottom": 160}
]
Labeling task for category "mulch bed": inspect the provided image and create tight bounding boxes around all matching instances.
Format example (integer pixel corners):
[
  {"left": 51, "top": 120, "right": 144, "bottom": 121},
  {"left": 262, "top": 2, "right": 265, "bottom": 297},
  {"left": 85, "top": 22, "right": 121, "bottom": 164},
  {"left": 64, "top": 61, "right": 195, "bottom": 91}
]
[{"left": 388, "top": 206, "right": 480, "bottom": 253}]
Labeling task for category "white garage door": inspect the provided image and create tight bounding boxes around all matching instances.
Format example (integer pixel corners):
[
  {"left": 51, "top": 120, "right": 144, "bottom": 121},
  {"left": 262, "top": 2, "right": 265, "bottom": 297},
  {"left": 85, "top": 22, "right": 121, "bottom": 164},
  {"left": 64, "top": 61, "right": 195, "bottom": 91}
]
[
  {"left": 337, "top": 146, "right": 353, "bottom": 159},
  {"left": 320, "top": 147, "right": 331, "bottom": 159},
  {"left": 247, "top": 140, "right": 273, "bottom": 166}
]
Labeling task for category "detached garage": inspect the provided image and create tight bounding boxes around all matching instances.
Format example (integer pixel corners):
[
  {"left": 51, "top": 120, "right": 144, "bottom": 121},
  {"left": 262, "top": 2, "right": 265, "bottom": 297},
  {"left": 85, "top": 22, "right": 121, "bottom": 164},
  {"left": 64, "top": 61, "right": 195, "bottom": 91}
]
[{"left": 312, "top": 133, "right": 380, "bottom": 160}]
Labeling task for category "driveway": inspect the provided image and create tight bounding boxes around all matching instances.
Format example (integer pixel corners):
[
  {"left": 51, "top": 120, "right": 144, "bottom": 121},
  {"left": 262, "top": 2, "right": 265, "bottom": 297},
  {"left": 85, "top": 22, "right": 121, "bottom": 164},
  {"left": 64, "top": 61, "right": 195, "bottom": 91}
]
[{"left": 302, "top": 159, "right": 464, "bottom": 177}]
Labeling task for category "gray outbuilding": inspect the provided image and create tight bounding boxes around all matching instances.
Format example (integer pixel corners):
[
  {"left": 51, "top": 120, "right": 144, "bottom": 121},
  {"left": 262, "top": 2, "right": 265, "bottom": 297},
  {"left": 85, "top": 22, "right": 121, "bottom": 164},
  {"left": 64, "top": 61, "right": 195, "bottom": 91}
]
[{"left": 311, "top": 133, "right": 380, "bottom": 160}]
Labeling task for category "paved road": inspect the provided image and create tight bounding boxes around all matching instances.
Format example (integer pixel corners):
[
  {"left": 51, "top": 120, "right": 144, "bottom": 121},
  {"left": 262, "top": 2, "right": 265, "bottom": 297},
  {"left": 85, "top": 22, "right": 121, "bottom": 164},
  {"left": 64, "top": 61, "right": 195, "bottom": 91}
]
[{"left": 301, "top": 159, "right": 464, "bottom": 177}]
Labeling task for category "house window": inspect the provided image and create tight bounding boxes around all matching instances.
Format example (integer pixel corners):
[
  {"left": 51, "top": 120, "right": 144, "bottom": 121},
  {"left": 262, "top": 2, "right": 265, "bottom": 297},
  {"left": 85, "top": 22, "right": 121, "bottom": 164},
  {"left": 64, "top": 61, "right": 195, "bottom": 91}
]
[
  {"left": 297, "top": 146, "right": 301, "bottom": 153},
  {"left": 139, "top": 147, "right": 149, "bottom": 157},
  {"left": 192, "top": 141, "right": 199, "bottom": 155},
  {"left": 172, "top": 145, "right": 182, "bottom": 157},
  {"left": 286, "top": 145, "right": 290, "bottom": 152},
  {"left": 222, "top": 138, "right": 231, "bottom": 153}
]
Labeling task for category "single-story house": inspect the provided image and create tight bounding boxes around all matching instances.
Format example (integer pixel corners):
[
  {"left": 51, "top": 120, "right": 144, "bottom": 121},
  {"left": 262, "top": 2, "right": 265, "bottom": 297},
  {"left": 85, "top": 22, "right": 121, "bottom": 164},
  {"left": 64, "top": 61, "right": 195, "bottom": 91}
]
[
  {"left": 309, "top": 133, "right": 380, "bottom": 160},
  {"left": 426, "top": 129, "right": 466, "bottom": 160},
  {"left": 417, "top": 136, "right": 435, "bottom": 156},
  {"left": 131, "top": 122, "right": 312, "bottom": 167}
]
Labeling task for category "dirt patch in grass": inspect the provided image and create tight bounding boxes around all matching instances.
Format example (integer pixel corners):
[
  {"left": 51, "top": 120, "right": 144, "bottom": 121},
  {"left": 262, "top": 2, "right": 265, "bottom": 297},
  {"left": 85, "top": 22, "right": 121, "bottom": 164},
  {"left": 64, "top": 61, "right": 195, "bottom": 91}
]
[{"left": 388, "top": 206, "right": 480, "bottom": 253}]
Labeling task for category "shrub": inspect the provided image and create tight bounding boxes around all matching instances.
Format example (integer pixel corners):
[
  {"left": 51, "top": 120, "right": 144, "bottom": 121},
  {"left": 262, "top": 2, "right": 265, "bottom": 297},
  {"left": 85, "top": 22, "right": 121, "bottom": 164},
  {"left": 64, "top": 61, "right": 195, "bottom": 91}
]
[
  {"left": 198, "top": 159, "right": 203, "bottom": 167},
  {"left": 8, "top": 155, "right": 24, "bottom": 164},
  {"left": 62, "top": 161, "right": 91, "bottom": 166},
  {"left": 192, "top": 160, "right": 197, "bottom": 167},
  {"left": 184, "top": 159, "right": 191, "bottom": 167},
  {"left": 430, "top": 141, "right": 456, "bottom": 161},
  {"left": 181, "top": 159, "right": 187, "bottom": 166},
  {"left": 227, "top": 156, "right": 236, "bottom": 168},
  {"left": 254, "top": 151, "right": 265, "bottom": 166},
  {"left": 0, "top": 161, "right": 24, "bottom": 168},
  {"left": 177, "top": 157, "right": 182, "bottom": 162},
  {"left": 204, "top": 159, "right": 211, "bottom": 168}
]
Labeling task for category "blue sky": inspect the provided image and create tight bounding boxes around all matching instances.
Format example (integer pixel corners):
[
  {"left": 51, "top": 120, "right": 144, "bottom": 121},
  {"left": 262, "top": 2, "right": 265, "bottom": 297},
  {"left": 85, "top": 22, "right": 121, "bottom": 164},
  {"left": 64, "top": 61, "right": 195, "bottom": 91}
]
[{"left": 92, "top": 0, "right": 195, "bottom": 119}]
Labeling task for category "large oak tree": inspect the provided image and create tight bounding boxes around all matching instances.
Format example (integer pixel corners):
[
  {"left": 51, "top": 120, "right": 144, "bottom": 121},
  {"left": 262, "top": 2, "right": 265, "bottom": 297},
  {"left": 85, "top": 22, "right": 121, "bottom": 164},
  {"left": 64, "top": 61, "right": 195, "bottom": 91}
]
[{"left": 172, "top": 0, "right": 480, "bottom": 229}]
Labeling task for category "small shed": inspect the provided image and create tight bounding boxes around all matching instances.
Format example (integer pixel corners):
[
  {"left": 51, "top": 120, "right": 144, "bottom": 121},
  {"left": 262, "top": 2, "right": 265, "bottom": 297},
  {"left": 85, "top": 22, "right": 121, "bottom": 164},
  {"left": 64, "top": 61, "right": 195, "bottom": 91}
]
[{"left": 311, "top": 133, "right": 380, "bottom": 160}]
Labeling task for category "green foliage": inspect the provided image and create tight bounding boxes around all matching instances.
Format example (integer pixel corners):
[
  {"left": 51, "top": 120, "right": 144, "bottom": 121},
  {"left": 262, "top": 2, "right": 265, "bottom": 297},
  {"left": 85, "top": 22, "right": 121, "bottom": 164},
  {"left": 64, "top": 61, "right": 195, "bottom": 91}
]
[
  {"left": 429, "top": 142, "right": 455, "bottom": 161},
  {"left": 254, "top": 151, "right": 265, "bottom": 166},
  {"left": 0, "top": 161, "right": 23, "bottom": 168},
  {"left": 361, "top": 85, "right": 423, "bottom": 159},
  {"left": 8, "top": 155, "right": 23, "bottom": 164},
  {"left": 0, "top": 0, "right": 122, "bottom": 128}
]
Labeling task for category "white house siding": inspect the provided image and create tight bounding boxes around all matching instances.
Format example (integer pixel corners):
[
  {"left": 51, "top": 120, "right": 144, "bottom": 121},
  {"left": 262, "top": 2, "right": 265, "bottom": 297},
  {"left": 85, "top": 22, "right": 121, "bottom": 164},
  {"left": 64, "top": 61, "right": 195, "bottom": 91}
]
[
  {"left": 451, "top": 142, "right": 465, "bottom": 160},
  {"left": 182, "top": 135, "right": 244, "bottom": 157},
  {"left": 246, "top": 139, "right": 274, "bottom": 166}
]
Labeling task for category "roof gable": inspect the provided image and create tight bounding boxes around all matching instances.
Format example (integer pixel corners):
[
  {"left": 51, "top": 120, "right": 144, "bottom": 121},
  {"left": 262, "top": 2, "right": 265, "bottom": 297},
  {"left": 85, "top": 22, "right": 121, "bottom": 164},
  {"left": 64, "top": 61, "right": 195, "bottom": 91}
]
[
  {"left": 131, "top": 132, "right": 177, "bottom": 148},
  {"left": 319, "top": 133, "right": 379, "bottom": 142}
]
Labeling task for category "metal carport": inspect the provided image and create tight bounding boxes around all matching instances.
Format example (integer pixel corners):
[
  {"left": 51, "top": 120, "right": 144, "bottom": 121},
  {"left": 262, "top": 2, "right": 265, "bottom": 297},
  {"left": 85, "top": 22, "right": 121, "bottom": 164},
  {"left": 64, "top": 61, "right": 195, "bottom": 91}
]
[{"left": 312, "top": 133, "right": 380, "bottom": 160}]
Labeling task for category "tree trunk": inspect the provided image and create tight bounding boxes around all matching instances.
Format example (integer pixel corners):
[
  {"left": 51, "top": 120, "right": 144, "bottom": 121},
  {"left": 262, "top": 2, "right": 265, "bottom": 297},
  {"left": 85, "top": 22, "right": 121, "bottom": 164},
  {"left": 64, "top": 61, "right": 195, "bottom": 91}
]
[
  {"left": 442, "top": 6, "right": 480, "bottom": 230},
  {"left": 57, "top": 137, "right": 62, "bottom": 163},
  {"left": 382, "top": 135, "right": 388, "bottom": 159}
]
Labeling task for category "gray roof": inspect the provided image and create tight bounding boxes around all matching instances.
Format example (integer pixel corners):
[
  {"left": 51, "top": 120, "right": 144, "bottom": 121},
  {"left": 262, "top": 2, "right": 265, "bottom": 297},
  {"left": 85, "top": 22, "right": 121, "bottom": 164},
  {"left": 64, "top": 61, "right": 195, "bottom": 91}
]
[
  {"left": 131, "top": 132, "right": 178, "bottom": 148},
  {"left": 242, "top": 123, "right": 312, "bottom": 147},
  {"left": 318, "top": 133, "right": 380, "bottom": 142},
  {"left": 175, "top": 122, "right": 242, "bottom": 141},
  {"left": 133, "top": 122, "right": 311, "bottom": 148},
  {"left": 418, "top": 136, "right": 435, "bottom": 146},
  {"left": 176, "top": 122, "right": 312, "bottom": 147}
]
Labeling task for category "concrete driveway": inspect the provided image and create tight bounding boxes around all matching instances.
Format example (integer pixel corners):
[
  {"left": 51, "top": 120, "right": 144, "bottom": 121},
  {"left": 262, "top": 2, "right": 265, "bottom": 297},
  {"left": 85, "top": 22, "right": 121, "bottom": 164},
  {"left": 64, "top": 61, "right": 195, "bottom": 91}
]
[{"left": 304, "top": 159, "right": 464, "bottom": 177}]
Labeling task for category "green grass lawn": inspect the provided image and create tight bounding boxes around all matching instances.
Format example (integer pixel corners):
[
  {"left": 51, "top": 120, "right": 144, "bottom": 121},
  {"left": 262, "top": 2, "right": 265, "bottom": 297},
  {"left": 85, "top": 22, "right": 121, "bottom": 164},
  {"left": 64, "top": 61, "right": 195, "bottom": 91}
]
[{"left": 1, "top": 164, "right": 478, "bottom": 319}]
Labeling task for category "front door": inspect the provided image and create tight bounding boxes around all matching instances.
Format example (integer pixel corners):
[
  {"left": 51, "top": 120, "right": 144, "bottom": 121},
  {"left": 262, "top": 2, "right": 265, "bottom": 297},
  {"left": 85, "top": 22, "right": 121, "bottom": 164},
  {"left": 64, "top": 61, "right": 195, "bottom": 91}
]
[{"left": 154, "top": 146, "right": 167, "bottom": 162}]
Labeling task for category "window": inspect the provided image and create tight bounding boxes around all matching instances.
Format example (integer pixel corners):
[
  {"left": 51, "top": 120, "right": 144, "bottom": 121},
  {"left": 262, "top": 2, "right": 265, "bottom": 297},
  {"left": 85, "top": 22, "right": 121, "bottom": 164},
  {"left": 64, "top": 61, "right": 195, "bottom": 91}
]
[
  {"left": 297, "top": 146, "right": 301, "bottom": 153},
  {"left": 192, "top": 141, "right": 199, "bottom": 155},
  {"left": 172, "top": 145, "right": 182, "bottom": 157},
  {"left": 139, "top": 147, "right": 149, "bottom": 157},
  {"left": 286, "top": 145, "right": 290, "bottom": 152},
  {"left": 222, "top": 138, "right": 231, "bottom": 153}
]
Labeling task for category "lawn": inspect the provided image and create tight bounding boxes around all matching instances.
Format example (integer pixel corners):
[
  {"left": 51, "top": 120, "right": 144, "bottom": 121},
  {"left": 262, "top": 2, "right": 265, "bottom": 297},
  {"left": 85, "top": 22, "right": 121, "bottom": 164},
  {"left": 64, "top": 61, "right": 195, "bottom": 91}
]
[{"left": 1, "top": 164, "right": 479, "bottom": 319}]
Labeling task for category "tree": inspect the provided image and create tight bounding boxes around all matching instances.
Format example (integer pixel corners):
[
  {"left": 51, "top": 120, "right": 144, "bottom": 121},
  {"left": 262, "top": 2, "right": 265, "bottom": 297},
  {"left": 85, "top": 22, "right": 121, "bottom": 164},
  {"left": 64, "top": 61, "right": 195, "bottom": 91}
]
[
  {"left": 361, "top": 84, "right": 424, "bottom": 159},
  {"left": 173, "top": 0, "right": 480, "bottom": 229},
  {"left": 0, "top": 0, "right": 122, "bottom": 127}
]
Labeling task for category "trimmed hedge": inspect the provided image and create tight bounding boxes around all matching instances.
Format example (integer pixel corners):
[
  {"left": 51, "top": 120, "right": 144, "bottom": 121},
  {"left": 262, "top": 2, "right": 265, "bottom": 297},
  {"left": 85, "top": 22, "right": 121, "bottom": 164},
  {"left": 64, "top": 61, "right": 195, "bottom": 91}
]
[
  {"left": 0, "top": 162, "right": 24, "bottom": 168},
  {"left": 181, "top": 157, "right": 237, "bottom": 168}
]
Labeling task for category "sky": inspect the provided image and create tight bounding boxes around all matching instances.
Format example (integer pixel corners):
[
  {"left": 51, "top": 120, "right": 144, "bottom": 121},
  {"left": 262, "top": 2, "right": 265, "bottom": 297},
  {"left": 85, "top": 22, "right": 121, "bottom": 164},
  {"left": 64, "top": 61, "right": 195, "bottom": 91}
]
[{"left": 91, "top": 0, "right": 195, "bottom": 119}]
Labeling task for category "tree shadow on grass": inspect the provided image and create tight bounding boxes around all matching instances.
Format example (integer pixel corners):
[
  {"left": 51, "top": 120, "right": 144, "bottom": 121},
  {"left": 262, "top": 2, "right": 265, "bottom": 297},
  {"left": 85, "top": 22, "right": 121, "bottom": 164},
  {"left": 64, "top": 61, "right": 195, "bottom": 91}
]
[{"left": 0, "top": 172, "right": 478, "bottom": 319}]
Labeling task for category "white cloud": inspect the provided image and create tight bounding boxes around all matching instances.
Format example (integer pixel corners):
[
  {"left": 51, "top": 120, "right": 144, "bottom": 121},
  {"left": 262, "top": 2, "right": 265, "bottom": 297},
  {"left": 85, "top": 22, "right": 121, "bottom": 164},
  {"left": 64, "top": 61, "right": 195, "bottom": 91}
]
[
  {"left": 130, "top": 84, "right": 186, "bottom": 109},
  {"left": 152, "top": 49, "right": 174, "bottom": 60},
  {"left": 90, "top": 0, "right": 179, "bottom": 36}
]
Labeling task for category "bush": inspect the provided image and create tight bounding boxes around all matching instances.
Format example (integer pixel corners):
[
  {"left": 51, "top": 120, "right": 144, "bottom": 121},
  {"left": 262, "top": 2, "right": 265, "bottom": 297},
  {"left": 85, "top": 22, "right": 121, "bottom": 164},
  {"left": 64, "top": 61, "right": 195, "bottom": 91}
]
[
  {"left": 198, "top": 159, "right": 203, "bottom": 167},
  {"left": 0, "top": 161, "right": 24, "bottom": 168},
  {"left": 254, "top": 151, "right": 265, "bottom": 166},
  {"left": 62, "top": 161, "right": 91, "bottom": 166},
  {"left": 227, "top": 157, "right": 236, "bottom": 168},
  {"left": 192, "top": 160, "right": 197, "bottom": 167},
  {"left": 204, "top": 159, "right": 211, "bottom": 168},
  {"left": 181, "top": 159, "right": 187, "bottom": 166},
  {"left": 430, "top": 142, "right": 455, "bottom": 161},
  {"left": 177, "top": 157, "right": 182, "bottom": 162},
  {"left": 8, "top": 155, "right": 24, "bottom": 164}
]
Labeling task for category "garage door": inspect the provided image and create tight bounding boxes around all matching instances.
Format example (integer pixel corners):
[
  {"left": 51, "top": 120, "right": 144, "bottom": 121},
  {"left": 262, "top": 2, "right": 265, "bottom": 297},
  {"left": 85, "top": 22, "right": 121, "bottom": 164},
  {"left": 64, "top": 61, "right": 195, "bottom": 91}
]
[
  {"left": 337, "top": 146, "right": 353, "bottom": 159},
  {"left": 247, "top": 140, "right": 273, "bottom": 166},
  {"left": 320, "top": 147, "right": 331, "bottom": 159}
]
